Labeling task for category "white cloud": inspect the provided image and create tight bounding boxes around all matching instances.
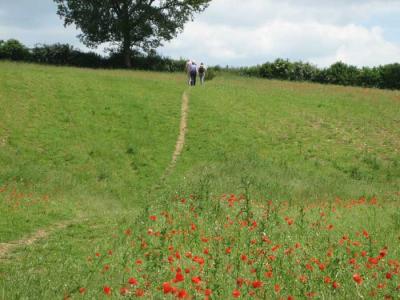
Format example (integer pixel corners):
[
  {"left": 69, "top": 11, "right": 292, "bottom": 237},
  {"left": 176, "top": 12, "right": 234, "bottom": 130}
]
[{"left": 161, "top": 0, "right": 400, "bottom": 67}]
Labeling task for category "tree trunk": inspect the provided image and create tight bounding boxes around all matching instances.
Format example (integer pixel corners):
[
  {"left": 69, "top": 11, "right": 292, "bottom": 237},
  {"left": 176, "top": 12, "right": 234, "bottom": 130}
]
[{"left": 124, "top": 46, "right": 132, "bottom": 68}]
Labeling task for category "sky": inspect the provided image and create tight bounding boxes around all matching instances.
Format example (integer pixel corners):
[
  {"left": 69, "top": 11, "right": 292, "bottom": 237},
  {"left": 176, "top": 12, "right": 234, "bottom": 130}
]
[{"left": 1, "top": 0, "right": 400, "bottom": 67}]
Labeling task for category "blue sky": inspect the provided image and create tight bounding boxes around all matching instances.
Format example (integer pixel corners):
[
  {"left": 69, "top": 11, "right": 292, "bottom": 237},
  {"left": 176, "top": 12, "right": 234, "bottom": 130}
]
[{"left": 1, "top": 0, "right": 400, "bottom": 67}]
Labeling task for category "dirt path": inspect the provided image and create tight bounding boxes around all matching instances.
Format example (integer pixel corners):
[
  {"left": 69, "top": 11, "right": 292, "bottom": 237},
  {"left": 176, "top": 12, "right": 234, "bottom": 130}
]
[
  {"left": 162, "top": 90, "right": 190, "bottom": 178},
  {"left": 0, "top": 221, "right": 71, "bottom": 260}
]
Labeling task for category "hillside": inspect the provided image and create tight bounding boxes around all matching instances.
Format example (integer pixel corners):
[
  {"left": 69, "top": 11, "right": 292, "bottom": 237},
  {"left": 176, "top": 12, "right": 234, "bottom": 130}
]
[{"left": 0, "top": 62, "right": 399, "bottom": 299}]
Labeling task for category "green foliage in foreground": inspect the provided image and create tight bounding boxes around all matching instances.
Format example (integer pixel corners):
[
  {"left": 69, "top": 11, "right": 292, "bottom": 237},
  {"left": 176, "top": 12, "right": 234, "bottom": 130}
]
[{"left": 0, "top": 62, "right": 399, "bottom": 299}]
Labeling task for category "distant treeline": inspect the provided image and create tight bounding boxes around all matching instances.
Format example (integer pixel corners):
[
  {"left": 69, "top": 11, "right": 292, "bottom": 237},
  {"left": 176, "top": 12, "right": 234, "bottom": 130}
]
[
  {"left": 0, "top": 39, "right": 187, "bottom": 72},
  {"left": 222, "top": 58, "right": 400, "bottom": 90},
  {"left": 1, "top": 39, "right": 399, "bottom": 89}
]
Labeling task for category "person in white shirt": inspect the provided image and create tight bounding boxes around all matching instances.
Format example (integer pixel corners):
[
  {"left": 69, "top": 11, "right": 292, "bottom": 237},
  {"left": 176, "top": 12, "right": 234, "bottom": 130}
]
[
  {"left": 198, "top": 63, "right": 207, "bottom": 85},
  {"left": 185, "top": 59, "right": 192, "bottom": 85}
]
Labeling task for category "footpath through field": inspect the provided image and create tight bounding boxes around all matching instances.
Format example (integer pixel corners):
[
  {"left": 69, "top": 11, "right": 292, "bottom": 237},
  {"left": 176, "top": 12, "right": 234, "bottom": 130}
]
[{"left": 0, "top": 90, "right": 190, "bottom": 259}]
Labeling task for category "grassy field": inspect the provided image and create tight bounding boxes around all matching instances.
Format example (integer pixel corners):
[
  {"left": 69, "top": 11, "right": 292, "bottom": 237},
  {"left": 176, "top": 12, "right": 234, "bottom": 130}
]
[{"left": 0, "top": 61, "right": 399, "bottom": 299}]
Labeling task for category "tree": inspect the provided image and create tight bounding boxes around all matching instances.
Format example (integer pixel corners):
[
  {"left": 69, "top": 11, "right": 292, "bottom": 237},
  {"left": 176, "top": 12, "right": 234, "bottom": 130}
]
[{"left": 54, "top": 0, "right": 211, "bottom": 67}]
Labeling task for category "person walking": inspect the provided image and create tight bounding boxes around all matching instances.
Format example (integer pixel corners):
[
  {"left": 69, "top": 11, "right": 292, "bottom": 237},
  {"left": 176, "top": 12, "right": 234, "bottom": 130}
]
[
  {"left": 198, "top": 62, "right": 206, "bottom": 85},
  {"left": 189, "top": 61, "right": 198, "bottom": 86},
  {"left": 185, "top": 59, "right": 192, "bottom": 85}
]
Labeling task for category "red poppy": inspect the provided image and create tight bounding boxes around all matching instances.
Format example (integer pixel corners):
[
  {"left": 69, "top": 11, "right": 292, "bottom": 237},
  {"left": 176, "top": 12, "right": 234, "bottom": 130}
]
[
  {"left": 264, "top": 271, "right": 273, "bottom": 278},
  {"left": 192, "top": 277, "right": 201, "bottom": 284},
  {"left": 324, "top": 277, "right": 331, "bottom": 284},
  {"left": 232, "top": 289, "right": 241, "bottom": 298},
  {"left": 135, "top": 289, "right": 144, "bottom": 297},
  {"left": 173, "top": 272, "right": 185, "bottom": 283},
  {"left": 226, "top": 247, "right": 232, "bottom": 254},
  {"left": 128, "top": 277, "right": 138, "bottom": 285},
  {"left": 274, "top": 284, "right": 281, "bottom": 293},
  {"left": 103, "top": 286, "right": 112, "bottom": 295},
  {"left": 353, "top": 273, "right": 363, "bottom": 285},
  {"left": 332, "top": 281, "right": 340, "bottom": 289},
  {"left": 163, "top": 282, "right": 173, "bottom": 294},
  {"left": 178, "top": 289, "right": 188, "bottom": 299},
  {"left": 120, "top": 287, "right": 129, "bottom": 296},
  {"left": 204, "top": 289, "right": 212, "bottom": 296},
  {"left": 386, "top": 273, "right": 392, "bottom": 280},
  {"left": 149, "top": 215, "right": 157, "bottom": 221},
  {"left": 78, "top": 287, "right": 86, "bottom": 294},
  {"left": 252, "top": 280, "right": 263, "bottom": 288},
  {"left": 241, "top": 254, "right": 248, "bottom": 261}
]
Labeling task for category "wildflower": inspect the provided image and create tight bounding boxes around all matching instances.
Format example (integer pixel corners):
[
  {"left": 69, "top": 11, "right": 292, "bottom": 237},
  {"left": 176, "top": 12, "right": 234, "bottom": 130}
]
[
  {"left": 288, "top": 296, "right": 295, "bottom": 300},
  {"left": 95, "top": 252, "right": 101, "bottom": 257},
  {"left": 203, "top": 248, "right": 209, "bottom": 255},
  {"left": 264, "top": 271, "right": 273, "bottom": 278},
  {"left": 103, "top": 286, "right": 112, "bottom": 295},
  {"left": 120, "top": 287, "right": 129, "bottom": 296},
  {"left": 204, "top": 289, "right": 212, "bottom": 296},
  {"left": 324, "top": 277, "right": 331, "bottom": 284},
  {"left": 319, "top": 263, "right": 326, "bottom": 271},
  {"left": 362, "top": 229, "right": 369, "bottom": 238},
  {"left": 124, "top": 228, "right": 132, "bottom": 236},
  {"left": 274, "top": 284, "right": 281, "bottom": 293},
  {"left": 379, "top": 248, "right": 388, "bottom": 258},
  {"left": 236, "top": 278, "right": 245, "bottom": 287},
  {"left": 149, "top": 215, "right": 157, "bottom": 221},
  {"left": 78, "top": 287, "right": 86, "bottom": 294},
  {"left": 135, "top": 259, "right": 143, "bottom": 265},
  {"left": 192, "top": 277, "right": 201, "bottom": 284},
  {"left": 368, "top": 257, "right": 379, "bottom": 265},
  {"left": 232, "top": 289, "right": 241, "bottom": 298},
  {"left": 173, "top": 272, "right": 184, "bottom": 283},
  {"left": 361, "top": 250, "right": 367, "bottom": 257},
  {"left": 135, "top": 289, "right": 144, "bottom": 297},
  {"left": 332, "top": 281, "right": 340, "bottom": 289},
  {"left": 191, "top": 223, "right": 197, "bottom": 231},
  {"left": 386, "top": 273, "right": 392, "bottom": 280},
  {"left": 241, "top": 254, "right": 248, "bottom": 261},
  {"left": 163, "top": 282, "right": 173, "bottom": 294},
  {"left": 226, "top": 247, "right": 232, "bottom": 254},
  {"left": 252, "top": 280, "right": 263, "bottom": 288},
  {"left": 107, "top": 250, "right": 113, "bottom": 255},
  {"left": 177, "top": 289, "right": 188, "bottom": 299},
  {"left": 128, "top": 277, "right": 138, "bottom": 285},
  {"left": 353, "top": 273, "right": 363, "bottom": 285}
]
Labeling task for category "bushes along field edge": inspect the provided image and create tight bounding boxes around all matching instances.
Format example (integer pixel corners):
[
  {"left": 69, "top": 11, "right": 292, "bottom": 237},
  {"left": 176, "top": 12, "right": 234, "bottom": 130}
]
[{"left": 1, "top": 39, "right": 400, "bottom": 88}]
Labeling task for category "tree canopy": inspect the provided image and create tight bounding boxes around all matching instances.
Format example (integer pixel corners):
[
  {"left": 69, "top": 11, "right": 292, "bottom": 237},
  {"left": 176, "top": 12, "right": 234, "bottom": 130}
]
[{"left": 54, "top": 0, "right": 211, "bottom": 67}]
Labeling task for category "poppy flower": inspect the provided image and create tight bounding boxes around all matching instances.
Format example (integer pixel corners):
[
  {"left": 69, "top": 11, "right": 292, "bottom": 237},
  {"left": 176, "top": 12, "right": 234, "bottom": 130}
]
[
  {"left": 353, "top": 273, "right": 363, "bottom": 285},
  {"left": 178, "top": 289, "right": 188, "bottom": 299},
  {"left": 226, "top": 247, "right": 232, "bottom": 254},
  {"left": 332, "top": 281, "right": 340, "bottom": 289},
  {"left": 174, "top": 272, "right": 184, "bottom": 283},
  {"left": 135, "top": 289, "right": 144, "bottom": 297},
  {"left": 263, "top": 270, "right": 273, "bottom": 279},
  {"left": 252, "top": 280, "right": 263, "bottom": 288},
  {"left": 192, "top": 276, "right": 201, "bottom": 284},
  {"left": 79, "top": 287, "right": 86, "bottom": 294},
  {"left": 120, "top": 287, "right": 129, "bottom": 296},
  {"left": 149, "top": 215, "right": 157, "bottom": 221},
  {"left": 204, "top": 289, "right": 212, "bottom": 296},
  {"left": 386, "top": 273, "right": 392, "bottom": 280},
  {"left": 128, "top": 277, "right": 138, "bottom": 285},
  {"left": 163, "top": 282, "right": 173, "bottom": 294},
  {"left": 103, "top": 286, "right": 112, "bottom": 295},
  {"left": 232, "top": 289, "right": 241, "bottom": 298},
  {"left": 274, "top": 284, "right": 281, "bottom": 293}
]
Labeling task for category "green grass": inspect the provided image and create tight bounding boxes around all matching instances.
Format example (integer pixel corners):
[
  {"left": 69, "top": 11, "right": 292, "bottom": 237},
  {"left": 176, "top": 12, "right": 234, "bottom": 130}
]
[{"left": 0, "top": 62, "right": 399, "bottom": 299}]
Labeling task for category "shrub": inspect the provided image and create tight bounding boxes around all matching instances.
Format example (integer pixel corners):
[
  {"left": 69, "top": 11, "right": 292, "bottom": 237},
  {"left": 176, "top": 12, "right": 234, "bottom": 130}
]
[
  {"left": 205, "top": 67, "right": 216, "bottom": 81},
  {"left": 0, "top": 39, "right": 30, "bottom": 61},
  {"left": 379, "top": 63, "right": 400, "bottom": 90}
]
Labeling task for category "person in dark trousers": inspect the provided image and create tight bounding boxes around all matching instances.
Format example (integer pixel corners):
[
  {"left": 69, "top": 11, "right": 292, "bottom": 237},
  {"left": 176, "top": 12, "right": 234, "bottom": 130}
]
[
  {"left": 189, "top": 61, "right": 197, "bottom": 86},
  {"left": 198, "top": 62, "right": 206, "bottom": 85}
]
